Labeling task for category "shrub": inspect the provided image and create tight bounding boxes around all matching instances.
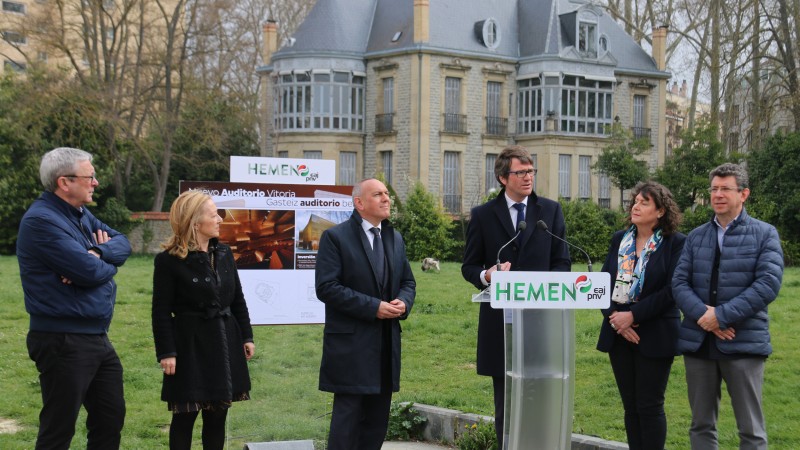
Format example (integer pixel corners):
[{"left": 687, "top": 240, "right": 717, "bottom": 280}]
[
  {"left": 394, "top": 181, "right": 457, "bottom": 261},
  {"left": 94, "top": 197, "right": 140, "bottom": 235},
  {"left": 559, "top": 199, "right": 623, "bottom": 265},
  {"left": 385, "top": 402, "right": 427, "bottom": 441},
  {"left": 455, "top": 420, "right": 497, "bottom": 450}
]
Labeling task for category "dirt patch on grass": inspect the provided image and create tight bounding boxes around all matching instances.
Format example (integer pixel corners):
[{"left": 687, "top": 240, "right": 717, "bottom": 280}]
[{"left": 0, "top": 417, "right": 22, "bottom": 434}]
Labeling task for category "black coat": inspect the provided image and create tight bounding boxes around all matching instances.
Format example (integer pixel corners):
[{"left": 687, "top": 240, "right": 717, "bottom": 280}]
[
  {"left": 152, "top": 241, "right": 254, "bottom": 403},
  {"left": 315, "top": 211, "right": 416, "bottom": 394},
  {"left": 596, "top": 230, "right": 686, "bottom": 358},
  {"left": 461, "top": 190, "right": 572, "bottom": 377}
]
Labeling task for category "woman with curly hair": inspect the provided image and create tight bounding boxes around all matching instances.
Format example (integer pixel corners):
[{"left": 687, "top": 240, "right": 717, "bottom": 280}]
[{"left": 596, "top": 181, "right": 684, "bottom": 450}]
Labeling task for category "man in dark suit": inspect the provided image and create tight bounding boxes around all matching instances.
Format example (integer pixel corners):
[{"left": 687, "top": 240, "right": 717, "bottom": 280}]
[
  {"left": 462, "top": 146, "right": 571, "bottom": 446},
  {"left": 315, "top": 178, "right": 416, "bottom": 450}
]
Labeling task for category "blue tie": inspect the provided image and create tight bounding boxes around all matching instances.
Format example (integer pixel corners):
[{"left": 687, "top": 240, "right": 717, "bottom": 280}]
[{"left": 513, "top": 203, "right": 525, "bottom": 243}]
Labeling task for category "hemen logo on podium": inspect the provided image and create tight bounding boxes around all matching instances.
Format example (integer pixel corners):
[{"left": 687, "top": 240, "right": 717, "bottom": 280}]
[{"left": 490, "top": 271, "right": 610, "bottom": 309}]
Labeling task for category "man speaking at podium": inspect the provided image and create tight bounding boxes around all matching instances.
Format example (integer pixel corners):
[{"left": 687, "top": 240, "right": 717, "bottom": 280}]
[{"left": 462, "top": 145, "right": 572, "bottom": 446}]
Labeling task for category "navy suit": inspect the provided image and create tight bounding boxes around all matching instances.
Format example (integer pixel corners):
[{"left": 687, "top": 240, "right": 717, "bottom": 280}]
[
  {"left": 596, "top": 230, "right": 685, "bottom": 450},
  {"left": 315, "top": 210, "right": 415, "bottom": 449},
  {"left": 462, "top": 190, "right": 572, "bottom": 376},
  {"left": 461, "top": 190, "right": 571, "bottom": 445}
]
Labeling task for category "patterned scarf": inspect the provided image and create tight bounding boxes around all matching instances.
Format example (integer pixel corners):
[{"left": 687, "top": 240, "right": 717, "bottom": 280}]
[{"left": 611, "top": 225, "right": 664, "bottom": 304}]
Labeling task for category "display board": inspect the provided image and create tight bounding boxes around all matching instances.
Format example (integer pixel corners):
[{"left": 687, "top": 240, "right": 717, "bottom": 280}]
[{"left": 180, "top": 181, "right": 354, "bottom": 324}]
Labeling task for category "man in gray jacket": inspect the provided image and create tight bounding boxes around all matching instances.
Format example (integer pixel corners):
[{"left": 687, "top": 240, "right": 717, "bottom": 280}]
[{"left": 673, "top": 163, "right": 783, "bottom": 450}]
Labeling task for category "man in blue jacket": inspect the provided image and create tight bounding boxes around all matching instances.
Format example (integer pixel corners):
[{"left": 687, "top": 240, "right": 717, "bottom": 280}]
[
  {"left": 673, "top": 163, "right": 783, "bottom": 450},
  {"left": 17, "top": 147, "right": 131, "bottom": 449}
]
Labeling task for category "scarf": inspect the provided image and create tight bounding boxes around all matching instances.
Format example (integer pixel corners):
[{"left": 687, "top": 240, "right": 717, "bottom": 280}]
[{"left": 611, "top": 225, "right": 663, "bottom": 304}]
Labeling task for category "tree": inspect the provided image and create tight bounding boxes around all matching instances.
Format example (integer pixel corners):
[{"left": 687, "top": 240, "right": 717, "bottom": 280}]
[
  {"left": 560, "top": 199, "right": 623, "bottom": 264},
  {"left": 655, "top": 123, "right": 727, "bottom": 210},
  {"left": 593, "top": 122, "right": 650, "bottom": 208},
  {"left": 394, "top": 181, "right": 455, "bottom": 261},
  {"left": 746, "top": 131, "right": 800, "bottom": 242}
]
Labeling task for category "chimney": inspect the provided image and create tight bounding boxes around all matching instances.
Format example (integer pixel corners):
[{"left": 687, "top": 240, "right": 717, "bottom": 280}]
[
  {"left": 680, "top": 80, "right": 688, "bottom": 97},
  {"left": 671, "top": 82, "right": 678, "bottom": 94},
  {"left": 414, "top": 0, "right": 430, "bottom": 43},
  {"left": 651, "top": 25, "right": 668, "bottom": 71},
  {"left": 262, "top": 20, "right": 279, "bottom": 64}
]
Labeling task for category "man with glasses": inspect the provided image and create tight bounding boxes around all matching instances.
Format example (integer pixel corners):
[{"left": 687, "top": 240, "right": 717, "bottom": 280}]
[
  {"left": 673, "top": 163, "right": 783, "bottom": 450},
  {"left": 462, "top": 145, "right": 571, "bottom": 446},
  {"left": 17, "top": 147, "right": 131, "bottom": 449}
]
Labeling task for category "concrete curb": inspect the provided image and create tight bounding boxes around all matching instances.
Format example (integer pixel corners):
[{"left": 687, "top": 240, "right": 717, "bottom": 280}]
[{"left": 408, "top": 403, "right": 628, "bottom": 450}]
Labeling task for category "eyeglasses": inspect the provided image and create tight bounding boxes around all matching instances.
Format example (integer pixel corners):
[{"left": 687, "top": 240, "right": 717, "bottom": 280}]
[
  {"left": 507, "top": 169, "right": 537, "bottom": 178},
  {"left": 708, "top": 186, "right": 740, "bottom": 194},
  {"left": 64, "top": 174, "right": 97, "bottom": 181}
]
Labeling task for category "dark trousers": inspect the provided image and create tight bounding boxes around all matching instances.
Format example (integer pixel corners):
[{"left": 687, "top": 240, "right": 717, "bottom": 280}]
[
  {"left": 26, "top": 331, "right": 125, "bottom": 450},
  {"left": 608, "top": 337, "right": 674, "bottom": 450},
  {"left": 327, "top": 392, "right": 393, "bottom": 450},
  {"left": 492, "top": 375, "right": 504, "bottom": 448}
]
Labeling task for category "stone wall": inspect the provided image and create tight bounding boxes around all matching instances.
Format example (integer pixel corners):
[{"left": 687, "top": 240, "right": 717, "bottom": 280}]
[{"left": 128, "top": 212, "right": 171, "bottom": 254}]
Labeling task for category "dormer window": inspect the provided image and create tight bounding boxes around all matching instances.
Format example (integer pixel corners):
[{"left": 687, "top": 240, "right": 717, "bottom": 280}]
[
  {"left": 474, "top": 18, "right": 501, "bottom": 50},
  {"left": 578, "top": 21, "right": 597, "bottom": 58}
]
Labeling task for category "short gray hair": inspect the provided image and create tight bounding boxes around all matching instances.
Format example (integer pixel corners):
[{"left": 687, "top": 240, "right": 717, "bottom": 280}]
[
  {"left": 40, "top": 147, "right": 93, "bottom": 192},
  {"left": 709, "top": 163, "right": 749, "bottom": 190}
]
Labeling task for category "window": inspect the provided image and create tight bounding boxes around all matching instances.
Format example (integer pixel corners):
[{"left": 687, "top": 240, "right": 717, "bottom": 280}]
[
  {"left": 381, "top": 151, "right": 393, "bottom": 186},
  {"left": 273, "top": 70, "right": 365, "bottom": 132},
  {"left": 731, "top": 104, "right": 740, "bottom": 127},
  {"left": 578, "top": 21, "right": 597, "bottom": 58},
  {"left": 599, "top": 35, "right": 608, "bottom": 53},
  {"left": 339, "top": 152, "right": 357, "bottom": 186},
  {"left": 578, "top": 156, "right": 591, "bottom": 199},
  {"left": 303, "top": 150, "right": 322, "bottom": 159},
  {"left": 376, "top": 77, "right": 394, "bottom": 133},
  {"left": 277, "top": 151, "right": 288, "bottom": 158},
  {"left": 2, "top": 30, "right": 26, "bottom": 45},
  {"left": 3, "top": 59, "right": 25, "bottom": 72},
  {"left": 728, "top": 132, "right": 739, "bottom": 153},
  {"left": 444, "top": 77, "right": 465, "bottom": 133},
  {"left": 485, "top": 154, "right": 497, "bottom": 195},
  {"left": 559, "top": 76, "right": 614, "bottom": 135},
  {"left": 443, "top": 152, "right": 462, "bottom": 213},
  {"left": 37, "top": 51, "right": 47, "bottom": 62},
  {"left": 2, "top": 1, "right": 24, "bottom": 13},
  {"left": 632, "top": 95, "right": 649, "bottom": 141},
  {"left": 599, "top": 174, "right": 611, "bottom": 208},
  {"left": 478, "top": 18, "right": 501, "bottom": 50},
  {"left": 486, "top": 81, "right": 506, "bottom": 135},
  {"left": 558, "top": 154, "right": 572, "bottom": 200}
]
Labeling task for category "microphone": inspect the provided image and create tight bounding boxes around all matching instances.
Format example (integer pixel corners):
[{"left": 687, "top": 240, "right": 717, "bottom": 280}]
[
  {"left": 536, "top": 220, "right": 592, "bottom": 272},
  {"left": 496, "top": 221, "right": 527, "bottom": 271}
]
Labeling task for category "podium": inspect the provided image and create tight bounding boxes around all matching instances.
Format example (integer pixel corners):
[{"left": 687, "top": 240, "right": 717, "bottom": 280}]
[{"left": 474, "top": 271, "right": 610, "bottom": 450}]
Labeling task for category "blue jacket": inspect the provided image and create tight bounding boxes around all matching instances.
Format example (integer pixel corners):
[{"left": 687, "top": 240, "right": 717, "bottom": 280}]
[
  {"left": 17, "top": 191, "right": 131, "bottom": 334},
  {"left": 672, "top": 208, "right": 783, "bottom": 356}
]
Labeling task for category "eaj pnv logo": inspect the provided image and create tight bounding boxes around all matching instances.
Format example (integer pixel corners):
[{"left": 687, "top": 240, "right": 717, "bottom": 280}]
[{"left": 575, "top": 275, "right": 591, "bottom": 293}]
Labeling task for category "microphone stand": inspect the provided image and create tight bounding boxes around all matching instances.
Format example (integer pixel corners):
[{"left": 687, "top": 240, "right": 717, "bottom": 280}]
[
  {"left": 536, "top": 220, "right": 592, "bottom": 272},
  {"left": 496, "top": 221, "right": 527, "bottom": 271}
]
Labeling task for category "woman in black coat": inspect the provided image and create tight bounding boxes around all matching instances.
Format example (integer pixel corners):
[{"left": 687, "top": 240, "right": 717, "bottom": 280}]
[
  {"left": 152, "top": 190, "right": 255, "bottom": 450},
  {"left": 596, "top": 181, "right": 685, "bottom": 450}
]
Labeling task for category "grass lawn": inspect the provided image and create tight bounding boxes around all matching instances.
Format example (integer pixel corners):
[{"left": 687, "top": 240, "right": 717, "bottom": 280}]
[{"left": 1, "top": 255, "right": 798, "bottom": 449}]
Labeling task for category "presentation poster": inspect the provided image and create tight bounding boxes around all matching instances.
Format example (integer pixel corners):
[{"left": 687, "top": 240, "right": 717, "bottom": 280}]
[{"left": 180, "top": 181, "right": 354, "bottom": 324}]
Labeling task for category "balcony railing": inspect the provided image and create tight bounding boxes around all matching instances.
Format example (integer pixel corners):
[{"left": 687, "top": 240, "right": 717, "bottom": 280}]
[
  {"left": 485, "top": 116, "right": 508, "bottom": 136},
  {"left": 443, "top": 113, "right": 467, "bottom": 134},
  {"left": 631, "top": 127, "right": 651, "bottom": 141},
  {"left": 375, "top": 113, "right": 394, "bottom": 133}
]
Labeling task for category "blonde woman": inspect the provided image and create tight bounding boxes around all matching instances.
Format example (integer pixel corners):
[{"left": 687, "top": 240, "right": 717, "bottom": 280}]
[{"left": 152, "top": 190, "right": 255, "bottom": 449}]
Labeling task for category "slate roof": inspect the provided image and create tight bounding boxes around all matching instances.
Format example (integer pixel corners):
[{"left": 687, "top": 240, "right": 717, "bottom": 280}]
[{"left": 270, "top": 0, "right": 666, "bottom": 77}]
